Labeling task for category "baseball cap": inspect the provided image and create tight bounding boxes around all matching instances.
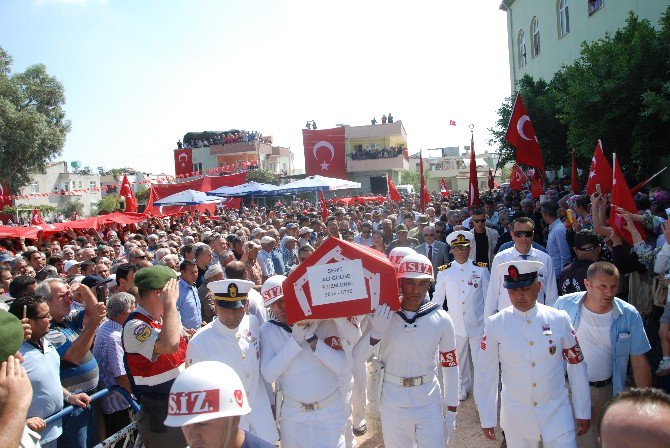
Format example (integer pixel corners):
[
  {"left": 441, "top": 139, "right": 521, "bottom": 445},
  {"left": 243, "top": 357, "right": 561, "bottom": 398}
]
[
  {"left": 64, "top": 260, "right": 81, "bottom": 272},
  {"left": 299, "top": 226, "right": 313, "bottom": 235},
  {"left": 81, "top": 275, "right": 113, "bottom": 289}
]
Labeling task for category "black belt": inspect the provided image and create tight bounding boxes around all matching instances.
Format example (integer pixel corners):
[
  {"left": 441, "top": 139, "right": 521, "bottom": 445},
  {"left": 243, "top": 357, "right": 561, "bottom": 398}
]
[{"left": 589, "top": 377, "right": 612, "bottom": 388}]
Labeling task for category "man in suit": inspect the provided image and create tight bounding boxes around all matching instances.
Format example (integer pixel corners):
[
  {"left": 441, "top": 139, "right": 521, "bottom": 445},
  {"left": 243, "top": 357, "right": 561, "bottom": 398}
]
[{"left": 414, "top": 225, "right": 450, "bottom": 279}]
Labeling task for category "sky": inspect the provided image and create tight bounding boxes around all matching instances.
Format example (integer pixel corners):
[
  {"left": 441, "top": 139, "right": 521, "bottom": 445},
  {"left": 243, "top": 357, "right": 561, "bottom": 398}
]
[{"left": 1, "top": 0, "right": 511, "bottom": 176}]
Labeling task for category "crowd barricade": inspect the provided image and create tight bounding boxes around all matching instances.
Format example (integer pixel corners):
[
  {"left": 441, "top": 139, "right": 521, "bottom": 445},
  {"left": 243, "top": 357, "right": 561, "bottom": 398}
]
[{"left": 44, "top": 386, "right": 143, "bottom": 448}]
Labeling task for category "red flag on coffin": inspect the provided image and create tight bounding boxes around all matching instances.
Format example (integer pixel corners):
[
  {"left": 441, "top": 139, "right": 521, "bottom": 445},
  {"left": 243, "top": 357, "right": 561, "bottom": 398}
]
[
  {"left": 387, "top": 176, "right": 402, "bottom": 202},
  {"left": 609, "top": 154, "right": 646, "bottom": 246},
  {"left": 585, "top": 140, "right": 612, "bottom": 195},
  {"left": 505, "top": 94, "right": 545, "bottom": 172}
]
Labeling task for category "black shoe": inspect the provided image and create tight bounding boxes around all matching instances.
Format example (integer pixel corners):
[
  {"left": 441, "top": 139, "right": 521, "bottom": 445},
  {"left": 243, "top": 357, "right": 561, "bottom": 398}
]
[{"left": 353, "top": 424, "right": 367, "bottom": 436}]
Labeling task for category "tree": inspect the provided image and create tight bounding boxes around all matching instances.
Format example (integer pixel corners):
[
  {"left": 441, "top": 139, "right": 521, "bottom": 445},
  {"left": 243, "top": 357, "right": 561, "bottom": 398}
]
[
  {"left": 400, "top": 169, "right": 426, "bottom": 192},
  {"left": 61, "top": 200, "right": 84, "bottom": 219},
  {"left": 0, "top": 46, "right": 71, "bottom": 194},
  {"left": 106, "top": 168, "right": 137, "bottom": 178},
  {"left": 246, "top": 169, "right": 278, "bottom": 185},
  {"left": 135, "top": 186, "right": 151, "bottom": 204},
  {"left": 94, "top": 194, "right": 122, "bottom": 214}
]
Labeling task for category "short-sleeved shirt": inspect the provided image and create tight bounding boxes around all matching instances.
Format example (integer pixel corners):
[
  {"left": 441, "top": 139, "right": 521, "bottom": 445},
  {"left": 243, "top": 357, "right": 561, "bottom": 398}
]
[
  {"left": 20, "top": 339, "right": 63, "bottom": 444},
  {"left": 257, "top": 249, "right": 275, "bottom": 277},
  {"left": 46, "top": 310, "right": 99, "bottom": 393},
  {"left": 93, "top": 319, "right": 130, "bottom": 414},
  {"left": 177, "top": 278, "right": 202, "bottom": 330}
]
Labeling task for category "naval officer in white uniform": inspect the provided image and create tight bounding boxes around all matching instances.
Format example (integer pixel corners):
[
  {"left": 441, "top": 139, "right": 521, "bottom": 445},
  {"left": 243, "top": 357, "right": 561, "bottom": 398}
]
[
  {"left": 433, "top": 230, "right": 489, "bottom": 400},
  {"left": 474, "top": 260, "right": 591, "bottom": 448}
]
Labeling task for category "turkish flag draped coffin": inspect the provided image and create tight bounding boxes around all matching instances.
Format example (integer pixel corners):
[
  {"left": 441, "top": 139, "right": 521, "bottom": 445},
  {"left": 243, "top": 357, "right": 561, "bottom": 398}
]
[
  {"left": 283, "top": 237, "right": 400, "bottom": 325},
  {"left": 174, "top": 148, "right": 194, "bottom": 177},
  {"left": 303, "top": 127, "right": 347, "bottom": 180}
]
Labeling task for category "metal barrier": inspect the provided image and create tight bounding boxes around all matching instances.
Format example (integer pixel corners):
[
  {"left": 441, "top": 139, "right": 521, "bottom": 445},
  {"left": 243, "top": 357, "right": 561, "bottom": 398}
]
[{"left": 44, "top": 386, "right": 144, "bottom": 448}]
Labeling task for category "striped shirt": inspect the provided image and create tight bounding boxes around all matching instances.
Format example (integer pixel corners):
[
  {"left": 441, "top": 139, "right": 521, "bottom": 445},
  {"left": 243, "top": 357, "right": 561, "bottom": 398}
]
[
  {"left": 93, "top": 319, "right": 130, "bottom": 414},
  {"left": 46, "top": 310, "right": 99, "bottom": 393}
]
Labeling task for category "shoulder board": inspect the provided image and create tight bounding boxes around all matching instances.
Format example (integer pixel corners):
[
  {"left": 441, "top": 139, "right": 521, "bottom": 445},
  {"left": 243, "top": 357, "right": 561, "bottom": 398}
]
[
  {"left": 438, "top": 263, "right": 452, "bottom": 271},
  {"left": 472, "top": 261, "right": 488, "bottom": 268}
]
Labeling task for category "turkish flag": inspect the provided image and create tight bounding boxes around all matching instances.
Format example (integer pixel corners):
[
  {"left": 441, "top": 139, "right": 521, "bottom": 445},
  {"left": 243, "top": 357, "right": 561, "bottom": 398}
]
[
  {"left": 531, "top": 175, "right": 544, "bottom": 199},
  {"left": 174, "top": 148, "right": 194, "bottom": 178},
  {"left": 488, "top": 169, "right": 495, "bottom": 190},
  {"left": 388, "top": 176, "right": 402, "bottom": 202},
  {"left": 509, "top": 164, "right": 527, "bottom": 191},
  {"left": 320, "top": 191, "right": 329, "bottom": 221},
  {"left": 440, "top": 178, "right": 450, "bottom": 198},
  {"left": 506, "top": 94, "right": 545, "bottom": 172},
  {"left": 303, "top": 127, "right": 347, "bottom": 180},
  {"left": 609, "top": 155, "right": 646, "bottom": 245},
  {"left": 419, "top": 154, "right": 429, "bottom": 212},
  {"left": 449, "top": 120, "right": 457, "bottom": 126},
  {"left": 119, "top": 175, "right": 138, "bottom": 213},
  {"left": 585, "top": 140, "right": 612, "bottom": 195},
  {"left": 31, "top": 208, "right": 44, "bottom": 226},
  {"left": 571, "top": 149, "right": 580, "bottom": 193},
  {"left": 468, "top": 136, "right": 481, "bottom": 209}
]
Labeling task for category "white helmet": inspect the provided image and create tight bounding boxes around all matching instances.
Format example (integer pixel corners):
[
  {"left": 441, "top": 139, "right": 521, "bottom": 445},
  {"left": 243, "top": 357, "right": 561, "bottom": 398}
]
[
  {"left": 164, "top": 361, "right": 251, "bottom": 427},
  {"left": 397, "top": 253, "right": 434, "bottom": 279},
  {"left": 387, "top": 247, "right": 417, "bottom": 270},
  {"left": 261, "top": 275, "right": 286, "bottom": 306}
]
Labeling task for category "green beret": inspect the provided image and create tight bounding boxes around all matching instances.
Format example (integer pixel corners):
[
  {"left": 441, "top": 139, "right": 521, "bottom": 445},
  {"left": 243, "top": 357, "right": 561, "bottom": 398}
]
[
  {"left": 135, "top": 265, "right": 177, "bottom": 291},
  {"left": 0, "top": 311, "right": 24, "bottom": 360}
]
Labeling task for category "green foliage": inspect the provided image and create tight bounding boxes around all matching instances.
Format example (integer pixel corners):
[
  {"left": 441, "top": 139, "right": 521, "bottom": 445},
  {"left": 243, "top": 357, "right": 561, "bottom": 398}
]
[
  {"left": 106, "top": 168, "right": 137, "bottom": 178},
  {"left": 94, "top": 194, "right": 122, "bottom": 214},
  {"left": 0, "top": 46, "right": 71, "bottom": 194},
  {"left": 61, "top": 200, "right": 84, "bottom": 218},
  {"left": 490, "top": 8, "right": 670, "bottom": 178},
  {"left": 400, "top": 170, "right": 422, "bottom": 192},
  {"left": 245, "top": 169, "right": 278, "bottom": 185},
  {"left": 135, "top": 186, "right": 151, "bottom": 204},
  {"left": 2, "top": 203, "right": 57, "bottom": 219}
]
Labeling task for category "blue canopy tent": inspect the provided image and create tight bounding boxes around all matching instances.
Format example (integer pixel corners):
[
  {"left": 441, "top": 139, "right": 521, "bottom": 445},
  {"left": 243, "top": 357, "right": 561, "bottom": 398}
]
[
  {"left": 206, "top": 181, "right": 282, "bottom": 198},
  {"left": 273, "top": 175, "right": 361, "bottom": 195}
]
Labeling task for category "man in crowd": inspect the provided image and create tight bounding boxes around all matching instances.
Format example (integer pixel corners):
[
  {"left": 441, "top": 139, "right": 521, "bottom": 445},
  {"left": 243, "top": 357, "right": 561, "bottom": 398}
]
[
  {"left": 193, "top": 244, "right": 212, "bottom": 288},
  {"left": 414, "top": 225, "right": 449, "bottom": 279},
  {"left": 558, "top": 231, "right": 601, "bottom": 295},
  {"left": 198, "top": 264, "right": 223, "bottom": 324},
  {"left": 541, "top": 201, "right": 572, "bottom": 279},
  {"left": 468, "top": 208, "right": 498, "bottom": 267},
  {"left": 554, "top": 262, "right": 652, "bottom": 448},
  {"left": 258, "top": 236, "right": 276, "bottom": 282},
  {"left": 385, "top": 224, "right": 418, "bottom": 255},
  {"left": 176, "top": 260, "right": 201, "bottom": 330}
]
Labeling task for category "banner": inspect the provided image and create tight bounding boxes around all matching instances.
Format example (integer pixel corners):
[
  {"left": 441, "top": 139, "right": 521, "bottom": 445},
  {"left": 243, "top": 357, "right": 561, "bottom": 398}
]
[
  {"left": 174, "top": 148, "right": 194, "bottom": 178},
  {"left": 303, "top": 127, "right": 347, "bottom": 180}
]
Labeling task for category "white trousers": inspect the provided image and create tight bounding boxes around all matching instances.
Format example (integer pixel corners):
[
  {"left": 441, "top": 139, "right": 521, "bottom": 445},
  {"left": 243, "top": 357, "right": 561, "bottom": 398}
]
[
  {"left": 351, "top": 356, "right": 368, "bottom": 428},
  {"left": 505, "top": 430, "right": 577, "bottom": 448},
  {"left": 456, "top": 334, "right": 480, "bottom": 394},
  {"left": 379, "top": 400, "right": 445, "bottom": 448},
  {"left": 280, "top": 399, "right": 346, "bottom": 448}
]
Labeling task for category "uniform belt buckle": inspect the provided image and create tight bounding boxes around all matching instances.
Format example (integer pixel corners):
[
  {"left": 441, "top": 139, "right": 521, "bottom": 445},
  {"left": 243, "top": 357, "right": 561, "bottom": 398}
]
[
  {"left": 301, "top": 402, "right": 317, "bottom": 411},
  {"left": 402, "top": 377, "right": 417, "bottom": 387}
]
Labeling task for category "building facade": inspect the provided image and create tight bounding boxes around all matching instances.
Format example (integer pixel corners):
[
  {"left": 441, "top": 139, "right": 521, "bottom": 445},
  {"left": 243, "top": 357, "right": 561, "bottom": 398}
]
[{"left": 500, "top": 0, "right": 670, "bottom": 90}]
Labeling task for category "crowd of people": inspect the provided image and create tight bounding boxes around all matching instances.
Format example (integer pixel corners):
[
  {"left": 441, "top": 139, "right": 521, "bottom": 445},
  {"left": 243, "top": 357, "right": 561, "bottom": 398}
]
[
  {"left": 179, "top": 130, "right": 269, "bottom": 149},
  {"left": 349, "top": 145, "right": 406, "bottom": 160},
  {"left": 0, "top": 180, "right": 669, "bottom": 447}
]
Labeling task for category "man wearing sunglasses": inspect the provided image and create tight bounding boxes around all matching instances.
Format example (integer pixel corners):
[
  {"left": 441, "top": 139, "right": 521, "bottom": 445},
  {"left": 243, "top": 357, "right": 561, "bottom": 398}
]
[
  {"left": 485, "top": 217, "right": 558, "bottom": 319},
  {"left": 468, "top": 208, "right": 498, "bottom": 267}
]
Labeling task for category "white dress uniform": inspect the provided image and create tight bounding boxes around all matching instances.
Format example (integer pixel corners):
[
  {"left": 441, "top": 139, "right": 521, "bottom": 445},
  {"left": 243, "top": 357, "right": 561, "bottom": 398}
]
[
  {"left": 433, "top": 259, "right": 490, "bottom": 397},
  {"left": 353, "top": 302, "right": 459, "bottom": 448},
  {"left": 260, "top": 318, "right": 347, "bottom": 448},
  {"left": 475, "top": 291, "right": 591, "bottom": 447},
  {"left": 485, "top": 246, "right": 558, "bottom": 318}
]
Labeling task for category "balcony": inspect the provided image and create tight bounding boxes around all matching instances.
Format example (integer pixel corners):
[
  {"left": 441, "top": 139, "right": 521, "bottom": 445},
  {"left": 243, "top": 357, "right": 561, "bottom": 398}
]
[{"left": 346, "top": 154, "right": 409, "bottom": 173}]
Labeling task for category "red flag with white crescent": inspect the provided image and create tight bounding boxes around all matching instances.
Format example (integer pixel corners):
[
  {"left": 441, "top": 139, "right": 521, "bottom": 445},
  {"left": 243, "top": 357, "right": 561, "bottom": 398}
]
[
  {"left": 31, "top": 208, "right": 44, "bottom": 226},
  {"left": 303, "top": 127, "right": 347, "bottom": 180},
  {"left": 509, "top": 164, "right": 528, "bottom": 191},
  {"left": 505, "top": 94, "right": 545, "bottom": 172},
  {"left": 609, "top": 154, "right": 646, "bottom": 245},
  {"left": 585, "top": 140, "right": 613, "bottom": 195},
  {"left": 119, "top": 175, "right": 138, "bottom": 212},
  {"left": 174, "top": 148, "right": 194, "bottom": 178}
]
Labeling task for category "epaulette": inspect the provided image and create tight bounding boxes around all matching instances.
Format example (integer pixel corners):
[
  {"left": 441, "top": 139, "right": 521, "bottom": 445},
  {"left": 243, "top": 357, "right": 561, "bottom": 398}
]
[
  {"left": 472, "top": 261, "right": 488, "bottom": 268},
  {"left": 438, "top": 263, "right": 452, "bottom": 271}
]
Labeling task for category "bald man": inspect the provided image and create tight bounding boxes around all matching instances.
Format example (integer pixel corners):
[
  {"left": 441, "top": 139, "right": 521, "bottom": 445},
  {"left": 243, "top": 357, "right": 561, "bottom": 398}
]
[{"left": 598, "top": 387, "right": 670, "bottom": 448}]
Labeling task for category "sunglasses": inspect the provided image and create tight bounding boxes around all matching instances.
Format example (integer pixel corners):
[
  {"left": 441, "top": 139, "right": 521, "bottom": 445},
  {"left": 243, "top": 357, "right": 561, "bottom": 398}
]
[
  {"left": 472, "top": 219, "right": 486, "bottom": 223},
  {"left": 513, "top": 230, "right": 534, "bottom": 238},
  {"left": 577, "top": 245, "right": 597, "bottom": 252}
]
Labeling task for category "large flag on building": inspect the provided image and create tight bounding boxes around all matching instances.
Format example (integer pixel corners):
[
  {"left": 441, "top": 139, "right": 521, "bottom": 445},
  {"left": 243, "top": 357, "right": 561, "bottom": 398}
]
[
  {"left": 509, "top": 164, "right": 527, "bottom": 191},
  {"left": 440, "top": 178, "right": 450, "bottom": 198},
  {"left": 609, "top": 154, "right": 646, "bottom": 245},
  {"left": 468, "top": 136, "right": 481, "bottom": 209},
  {"left": 303, "top": 127, "right": 347, "bottom": 180},
  {"left": 505, "top": 94, "right": 545, "bottom": 172},
  {"left": 585, "top": 140, "right": 612, "bottom": 195},
  {"left": 387, "top": 175, "right": 402, "bottom": 202},
  {"left": 571, "top": 149, "right": 580, "bottom": 193},
  {"left": 119, "top": 175, "right": 138, "bottom": 213},
  {"left": 174, "top": 148, "right": 194, "bottom": 178},
  {"left": 419, "top": 153, "right": 429, "bottom": 212}
]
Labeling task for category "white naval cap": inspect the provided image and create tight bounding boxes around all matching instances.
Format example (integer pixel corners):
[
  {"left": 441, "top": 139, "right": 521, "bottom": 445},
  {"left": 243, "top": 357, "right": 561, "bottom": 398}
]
[{"left": 497, "top": 260, "right": 544, "bottom": 289}]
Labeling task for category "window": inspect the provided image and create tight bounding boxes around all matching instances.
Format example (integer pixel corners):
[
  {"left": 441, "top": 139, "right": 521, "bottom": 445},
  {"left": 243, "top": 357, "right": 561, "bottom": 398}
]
[
  {"left": 531, "top": 17, "right": 540, "bottom": 57},
  {"left": 588, "top": 0, "right": 603, "bottom": 16},
  {"left": 30, "top": 182, "right": 39, "bottom": 193},
  {"left": 89, "top": 181, "right": 96, "bottom": 190},
  {"left": 518, "top": 30, "right": 527, "bottom": 67},
  {"left": 559, "top": 0, "right": 570, "bottom": 36}
]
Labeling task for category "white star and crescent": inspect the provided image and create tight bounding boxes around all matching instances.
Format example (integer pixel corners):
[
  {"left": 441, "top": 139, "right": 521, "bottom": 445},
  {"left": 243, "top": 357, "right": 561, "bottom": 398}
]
[{"left": 313, "top": 141, "right": 335, "bottom": 171}]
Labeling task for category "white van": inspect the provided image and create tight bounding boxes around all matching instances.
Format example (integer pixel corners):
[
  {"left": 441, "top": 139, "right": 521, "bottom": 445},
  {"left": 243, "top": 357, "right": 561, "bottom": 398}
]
[{"left": 396, "top": 184, "right": 415, "bottom": 195}]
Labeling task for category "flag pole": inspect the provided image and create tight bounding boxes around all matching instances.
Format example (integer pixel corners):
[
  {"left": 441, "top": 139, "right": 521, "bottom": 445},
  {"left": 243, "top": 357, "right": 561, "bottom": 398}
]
[{"left": 631, "top": 167, "right": 667, "bottom": 195}]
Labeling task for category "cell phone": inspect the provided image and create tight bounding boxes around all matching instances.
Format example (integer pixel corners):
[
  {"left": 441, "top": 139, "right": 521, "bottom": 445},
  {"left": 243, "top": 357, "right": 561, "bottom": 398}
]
[
  {"left": 596, "top": 184, "right": 602, "bottom": 194},
  {"left": 95, "top": 285, "right": 106, "bottom": 302}
]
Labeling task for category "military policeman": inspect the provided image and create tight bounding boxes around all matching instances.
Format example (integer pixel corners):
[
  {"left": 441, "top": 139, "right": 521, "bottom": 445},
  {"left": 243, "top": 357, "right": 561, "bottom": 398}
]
[
  {"left": 474, "top": 260, "right": 591, "bottom": 448},
  {"left": 353, "top": 253, "right": 459, "bottom": 448},
  {"left": 434, "top": 230, "right": 490, "bottom": 400},
  {"left": 122, "top": 266, "right": 188, "bottom": 448},
  {"left": 185, "top": 279, "right": 278, "bottom": 445}
]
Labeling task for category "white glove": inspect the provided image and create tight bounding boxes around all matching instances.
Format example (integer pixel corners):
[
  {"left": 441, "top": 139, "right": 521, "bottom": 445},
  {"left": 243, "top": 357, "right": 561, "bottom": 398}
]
[
  {"left": 444, "top": 410, "right": 457, "bottom": 446},
  {"left": 292, "top": 323, "right": 310, "bottom": 345},
  {"left": 370, "top": 304, "right": 393, "bottom": 340}
]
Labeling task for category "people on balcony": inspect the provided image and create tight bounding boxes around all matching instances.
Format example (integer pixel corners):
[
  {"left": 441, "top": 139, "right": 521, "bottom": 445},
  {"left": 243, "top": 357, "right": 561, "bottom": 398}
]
[{"left": 350, "top": 145, "right": 406, "bottom": 161}]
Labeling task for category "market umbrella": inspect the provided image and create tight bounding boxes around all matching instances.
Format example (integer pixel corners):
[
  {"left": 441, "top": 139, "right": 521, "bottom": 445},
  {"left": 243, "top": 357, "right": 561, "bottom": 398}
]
[
  {"left": 206, "top": 181, "right": 282, "bottom": 197},
  {"left": 274, "top": 175, "right": 361, "bottom": 195},
  {"left": 153, "top": 189, "right": 221, "bottom": 206}
]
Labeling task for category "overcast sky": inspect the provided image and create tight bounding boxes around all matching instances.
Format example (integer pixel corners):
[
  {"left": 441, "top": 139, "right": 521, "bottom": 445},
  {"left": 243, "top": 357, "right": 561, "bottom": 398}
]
[{"left": 1, "top": 0, "right": 511, "bottom": 175}]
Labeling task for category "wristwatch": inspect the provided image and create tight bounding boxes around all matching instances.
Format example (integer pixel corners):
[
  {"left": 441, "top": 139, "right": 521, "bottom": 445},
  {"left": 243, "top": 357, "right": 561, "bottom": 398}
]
[{"left": 306, "top": 335, "right": 318, "bottom": 343}]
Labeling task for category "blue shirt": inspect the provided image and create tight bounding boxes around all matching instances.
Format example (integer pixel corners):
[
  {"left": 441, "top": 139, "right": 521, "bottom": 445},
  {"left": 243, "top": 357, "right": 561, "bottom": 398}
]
[
  {"left": 93, "top": 319, "right": 130, "bottom": 414},
  {"left": 270, "top": 249, "right": 285, "bottom": 275},
  {"left": 554, "top": 292, "right": 651, "bottom": 395},
  {"left": 547, "top": 219, "right": 572, "bottom": 278},
  {"left": 20, "top": 339, "right": 63, "bottom": 444},
  {"left": 257, "top": 249, "right": 275, "bottom": 277},
  {"left": 177, "top": 278, "right": 202, "bottom": 330}
]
